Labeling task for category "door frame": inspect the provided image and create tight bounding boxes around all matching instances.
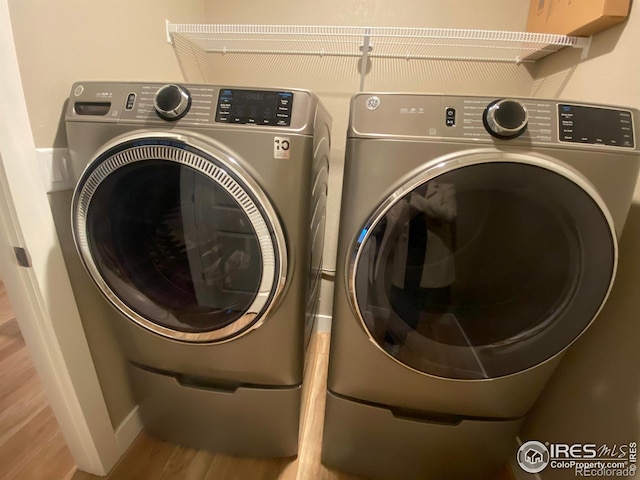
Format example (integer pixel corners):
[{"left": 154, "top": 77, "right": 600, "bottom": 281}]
[{"left": 0, "top": 1, "right": 120, "bottom": 474}]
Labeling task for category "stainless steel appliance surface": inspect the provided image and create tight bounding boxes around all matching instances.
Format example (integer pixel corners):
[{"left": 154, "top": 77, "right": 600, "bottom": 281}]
[
  {"left": 322, "top": 93, "right": 639, "bottom": 479},
  {"left": 61, "top": 82, "right": 331, "bottom": 457}
]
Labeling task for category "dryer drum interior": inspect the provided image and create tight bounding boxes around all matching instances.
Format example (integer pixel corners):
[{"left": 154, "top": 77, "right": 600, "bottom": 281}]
[
  {"left": 351, "top": 160, "right": 616, "bottom": 380},
  {"left": 73, "top": 137, "right": 285, "bottom": 343}
]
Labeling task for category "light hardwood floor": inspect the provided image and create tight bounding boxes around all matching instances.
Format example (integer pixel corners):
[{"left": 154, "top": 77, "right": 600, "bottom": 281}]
[
  {"left": 0, "top": 281, "right": 76, "bottom": 480},
  {"left": 1, "top": 278, "right": 513, "bottom": 479}
]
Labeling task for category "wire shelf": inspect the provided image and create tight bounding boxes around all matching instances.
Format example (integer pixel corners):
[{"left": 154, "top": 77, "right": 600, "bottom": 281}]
[
  {"left": 166, "top": 22, "right": 591, "bottom": 90},
  {"left": 167, "top": 23, "right": 590, "bottom": 64}
]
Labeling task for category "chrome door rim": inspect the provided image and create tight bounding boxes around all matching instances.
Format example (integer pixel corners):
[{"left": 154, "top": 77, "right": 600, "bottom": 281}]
[
  {"left": 73, "top": 132, "right": 287, "bottom": 343},
  {"left": 348, "top": 149, "right": 618, "bottom": 379}
]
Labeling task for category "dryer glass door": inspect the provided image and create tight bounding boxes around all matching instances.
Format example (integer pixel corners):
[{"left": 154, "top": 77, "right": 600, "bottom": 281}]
[
  {"left": 352, "top": 160, "right": 615, "bottom": 379},
  {"left": 73, "top": 137, "right": 285, "bottom": 343}
]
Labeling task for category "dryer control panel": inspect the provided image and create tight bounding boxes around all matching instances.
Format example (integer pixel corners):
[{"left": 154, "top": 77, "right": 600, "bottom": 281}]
[
  {"left": 558, "top": 104, "right": 634, "bottom": 148},
  {"left": 457, "top": 97, "right": 555, "bottom": 143},
  {"left": 350, "top": 93, "right": 638, "bottom": 150}
]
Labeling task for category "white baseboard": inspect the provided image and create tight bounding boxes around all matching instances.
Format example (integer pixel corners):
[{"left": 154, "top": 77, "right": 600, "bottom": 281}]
[
  {"left": 36, "top": 148, "right": 74, "bottom": 193},
  {"left": 114, "top": 405, "right": 143, "bottom": 455}
]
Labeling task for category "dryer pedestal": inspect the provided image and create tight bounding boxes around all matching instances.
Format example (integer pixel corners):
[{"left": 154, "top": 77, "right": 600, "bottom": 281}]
[
  {"left": 322, "top": 391, "right": 522, "bottom": 480},
  {"left": 129, "top": 365, "right": 300, "bottom": 458}
]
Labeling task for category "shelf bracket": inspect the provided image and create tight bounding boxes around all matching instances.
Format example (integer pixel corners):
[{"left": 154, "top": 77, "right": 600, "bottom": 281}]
[
  {"left": 166, "top": 20, "right": 174, "bottom": 45},
  {"left": 359, "top": 28, "right": 372, "bottom": 92},
  {"left": 577, "top": 35, "right": 592, "bottom": 60}
]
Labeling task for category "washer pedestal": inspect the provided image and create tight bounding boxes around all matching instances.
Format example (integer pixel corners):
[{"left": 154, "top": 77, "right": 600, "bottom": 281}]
[{"left": 129, "top": 365, "right": 300, "bottom": 458}]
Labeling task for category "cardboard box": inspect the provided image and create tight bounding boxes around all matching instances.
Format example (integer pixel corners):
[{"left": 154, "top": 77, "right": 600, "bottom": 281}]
[{"left": 526, "top": 0, "right": 631, "bottom": 36}]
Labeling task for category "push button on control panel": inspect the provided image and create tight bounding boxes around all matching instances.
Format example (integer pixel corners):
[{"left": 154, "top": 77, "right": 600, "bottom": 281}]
[
  {"left": 445, "top": 107, "right": 456, "bottom": 127},
  {"left": 125, "top": 93, "right": 136, "bottom": 111},
  {"left": 276, "top": 92, "right": 293, "bottom": 126}
]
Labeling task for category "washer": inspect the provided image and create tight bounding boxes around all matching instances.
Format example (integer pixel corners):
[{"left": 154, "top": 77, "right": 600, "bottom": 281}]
[
  {"left": 322, "top": 93, "right": 639, "bottom": 478},
  {"left": 63, "top": 82, "right": 330, "bottom": 457}
]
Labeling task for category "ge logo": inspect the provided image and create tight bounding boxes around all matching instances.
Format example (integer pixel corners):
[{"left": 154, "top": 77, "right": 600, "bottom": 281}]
[
  {"left": 517, "top": 441, "right": 550, "bottom": 474},
  {"left": 366, "top": 96, "right": 381, "bottom": 110}
]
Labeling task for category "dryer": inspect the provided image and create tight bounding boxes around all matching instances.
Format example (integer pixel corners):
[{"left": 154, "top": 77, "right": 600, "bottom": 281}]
[
  {"left": 322, "top": 93, "right": 639, "bottom": 478},
  {"left": 63, "top": 82, "right": 330, "bottom": 457}
]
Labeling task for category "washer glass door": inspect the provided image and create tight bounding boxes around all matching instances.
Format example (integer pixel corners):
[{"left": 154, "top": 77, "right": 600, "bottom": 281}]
[
  {"left": 73, "top": 136, "right": 285, "bottom": 343},
  {"left": 352, "top": 158, "right": 616, "bottom": 379}
]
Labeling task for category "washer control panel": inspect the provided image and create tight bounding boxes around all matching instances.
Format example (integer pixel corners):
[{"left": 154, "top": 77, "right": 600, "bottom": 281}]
[
  {"left": 67, "top": 82, "right": 309, "bottom": 129},
  {"left": 215, "top": 89, "right": 294, "bottom": 126},
  {"left": 126, "top": 84, "right": 217, "bottom": 123}
]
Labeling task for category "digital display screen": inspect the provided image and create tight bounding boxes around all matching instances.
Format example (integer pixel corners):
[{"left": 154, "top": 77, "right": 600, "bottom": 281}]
[
  {"left": 558, "top": 104, "right": 634, "bottom": 148},
  {"left": 216, "top": 89, "right": 293, "bottom": 126}
]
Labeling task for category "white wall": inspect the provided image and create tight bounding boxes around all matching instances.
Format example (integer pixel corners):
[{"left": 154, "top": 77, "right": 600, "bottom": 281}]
[
  {"left": 9, "top": 0, "right": 205, "bottom": 148},
  {"left": 205, "top": 0, "right": 528, "bottom": 29}
]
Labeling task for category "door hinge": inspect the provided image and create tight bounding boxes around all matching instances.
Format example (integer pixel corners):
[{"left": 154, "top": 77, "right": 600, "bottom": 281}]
[{"left": 13, "top": 247, "right": 31, "bottom": 268}]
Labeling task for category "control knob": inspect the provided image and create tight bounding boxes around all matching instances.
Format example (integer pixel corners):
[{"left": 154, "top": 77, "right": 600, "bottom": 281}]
[
  {"left": 483, "top": 99, "right": 528, "bottom": 139},
  {"left": 154, "top": 84, "right": 191, "bottom": 121}
]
